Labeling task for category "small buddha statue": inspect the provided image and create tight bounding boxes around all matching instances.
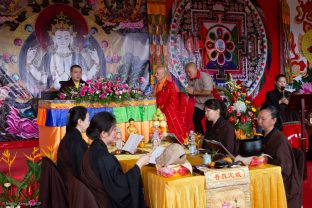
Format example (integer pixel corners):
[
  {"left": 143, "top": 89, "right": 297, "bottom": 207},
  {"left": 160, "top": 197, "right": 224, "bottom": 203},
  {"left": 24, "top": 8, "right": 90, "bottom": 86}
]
[{"left": 127, "top": 118, "right": 138, "bottom": 136}]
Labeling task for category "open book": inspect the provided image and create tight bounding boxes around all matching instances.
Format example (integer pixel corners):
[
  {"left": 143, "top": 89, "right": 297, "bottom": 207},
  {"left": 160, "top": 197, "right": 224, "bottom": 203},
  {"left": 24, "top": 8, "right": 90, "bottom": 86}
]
[
  {"left": 203, "top": 139, "right": 235, "bottom": 160},
  {"left": 122, "top": 133, "right": 144, "bottom": 154},
  {"left": 149, "top": 146, "right": 166, "bottom": 164}
]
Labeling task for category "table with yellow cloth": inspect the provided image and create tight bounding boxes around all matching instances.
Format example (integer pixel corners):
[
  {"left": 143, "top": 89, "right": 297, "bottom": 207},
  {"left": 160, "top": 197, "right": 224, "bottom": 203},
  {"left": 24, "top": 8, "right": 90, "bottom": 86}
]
[
  {"left": 37, "top": 99, "right": 156, "bottom": 160},
  {"left": 119, "top": 159, "right": 206, "bottom": 208},
  {"left": 119, "top": 154, "right": 287, "bottom": 208}
]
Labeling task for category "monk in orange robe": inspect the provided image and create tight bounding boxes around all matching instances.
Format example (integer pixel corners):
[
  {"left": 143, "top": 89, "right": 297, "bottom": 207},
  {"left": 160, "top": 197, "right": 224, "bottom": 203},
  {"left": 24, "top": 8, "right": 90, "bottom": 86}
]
[{"left": 153, "top": 66, "right": 186, "bottom": 143}]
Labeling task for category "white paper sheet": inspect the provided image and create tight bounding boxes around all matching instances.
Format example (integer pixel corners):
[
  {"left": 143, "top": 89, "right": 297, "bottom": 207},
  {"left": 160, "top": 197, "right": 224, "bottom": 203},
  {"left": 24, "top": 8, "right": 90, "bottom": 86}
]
[
  {"left": 149, "top": 146, "right": 166, "bottom": 164},
  {"left": 122, "top": 133, "right": 144, "bottom": 154}
]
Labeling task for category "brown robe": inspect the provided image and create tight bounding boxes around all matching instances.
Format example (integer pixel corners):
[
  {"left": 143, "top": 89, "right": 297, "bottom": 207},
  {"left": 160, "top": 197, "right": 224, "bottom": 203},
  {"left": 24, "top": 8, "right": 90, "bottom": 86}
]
[
  {"left": 81, "top": 139, "right": 146, "bottom": 208},
  {"left": 204, "top": 117, "right": 238, "bottom": 156},
  {"left": 67, "top": 173, "right": 99, "bottom": 208},
  {"left": 81, "top": 149, "right": 108, "bottom": 208},
  {"left": 39, "top": 157, "right": 68, "bottom": 208},
  {"left": 57, "top": 126, "right": 88, "bottom": 184},
  {"left": 262, "top": 128, "right": 301, "bottom": 208}
]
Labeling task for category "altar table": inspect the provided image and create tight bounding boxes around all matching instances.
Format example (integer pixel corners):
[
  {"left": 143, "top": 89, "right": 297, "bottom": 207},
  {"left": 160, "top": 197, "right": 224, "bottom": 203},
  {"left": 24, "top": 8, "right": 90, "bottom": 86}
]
[
  {"left": 37, "top": 99, "right": 156, "bottom": 160},
  {"left": 120, "top": 156, "right": 287, "bottom": 208}
]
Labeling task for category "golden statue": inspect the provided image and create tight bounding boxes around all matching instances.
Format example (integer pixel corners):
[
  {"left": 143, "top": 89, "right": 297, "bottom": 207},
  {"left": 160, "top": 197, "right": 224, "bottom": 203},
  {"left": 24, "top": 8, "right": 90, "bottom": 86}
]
[{"left": 127, "top": 118, "right": 138, "bottom": 136}]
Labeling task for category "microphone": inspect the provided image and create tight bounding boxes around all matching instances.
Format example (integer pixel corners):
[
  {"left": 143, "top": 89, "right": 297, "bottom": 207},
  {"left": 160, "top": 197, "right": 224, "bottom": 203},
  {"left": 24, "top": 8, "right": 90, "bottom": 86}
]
[{"left": 281, "top": 86, "right": 285, "bottom": 98}]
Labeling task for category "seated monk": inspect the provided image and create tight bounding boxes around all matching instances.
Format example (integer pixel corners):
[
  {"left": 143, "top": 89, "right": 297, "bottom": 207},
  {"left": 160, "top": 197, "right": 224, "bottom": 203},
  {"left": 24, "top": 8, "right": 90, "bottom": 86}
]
[
  {"left": 258, "top": 106, "right": 301, "bottom": 208},
  {"left": 59, "top": 65, "right": 87, "bottom": 93},
  {"left": 153, "top": 65, "right": 186, "bottom": 143}
]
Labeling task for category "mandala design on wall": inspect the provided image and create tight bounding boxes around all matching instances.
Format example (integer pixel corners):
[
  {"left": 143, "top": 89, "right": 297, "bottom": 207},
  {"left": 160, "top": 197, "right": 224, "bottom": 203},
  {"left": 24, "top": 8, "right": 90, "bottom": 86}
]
[
  {"left": 205, "top": 28, "right": 235, "bottom": 66},
  {"left": 168, "top": 0, "right": 268, "bottom": 95}
]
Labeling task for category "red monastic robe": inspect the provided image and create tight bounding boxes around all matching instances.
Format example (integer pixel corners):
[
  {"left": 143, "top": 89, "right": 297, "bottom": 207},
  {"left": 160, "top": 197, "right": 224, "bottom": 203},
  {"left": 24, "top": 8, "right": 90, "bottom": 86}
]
[{"left": 155, "top": 80, "right": 186, "bottom": 143}]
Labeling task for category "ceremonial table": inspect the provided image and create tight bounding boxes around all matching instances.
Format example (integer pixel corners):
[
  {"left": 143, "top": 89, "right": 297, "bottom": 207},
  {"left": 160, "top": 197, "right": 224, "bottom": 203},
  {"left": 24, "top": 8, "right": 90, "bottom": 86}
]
[
  {"left": 37, "top": 99, "right": 156, "bottom": 160},
  {"left": 119, "top": 154, "right": 287, "bottom": 208}
]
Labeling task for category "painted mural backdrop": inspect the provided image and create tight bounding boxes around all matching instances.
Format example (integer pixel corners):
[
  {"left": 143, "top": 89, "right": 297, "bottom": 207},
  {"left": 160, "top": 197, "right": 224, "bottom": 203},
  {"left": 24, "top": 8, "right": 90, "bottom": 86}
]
[
  {"left": 283, "top": 0, "right": 312, "bottom": 92},
  {"left": 166, "top": 0, "right": 271, "bottom": 96},
  {"left": 0, "top": 1, "right": 149, "bottom": 141}
]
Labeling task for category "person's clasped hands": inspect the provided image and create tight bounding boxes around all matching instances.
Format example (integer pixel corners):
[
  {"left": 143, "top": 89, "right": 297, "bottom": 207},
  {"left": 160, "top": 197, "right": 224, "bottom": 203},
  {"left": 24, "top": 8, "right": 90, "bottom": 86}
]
[{"left": 279, "top": 97, "right": 289, "bottom": 105}]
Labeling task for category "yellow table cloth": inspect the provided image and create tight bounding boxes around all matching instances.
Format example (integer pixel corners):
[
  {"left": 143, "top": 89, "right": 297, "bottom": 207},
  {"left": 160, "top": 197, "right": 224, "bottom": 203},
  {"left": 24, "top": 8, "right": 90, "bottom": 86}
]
[
  {"left": 249, "top": 164, "right": 287, "bottom": 208},
  {"left": 119, "top": 155, "right": 287, "bottom": 208},
  {"left": 119, "top": 159, "right": 206, "bottom": 208}
]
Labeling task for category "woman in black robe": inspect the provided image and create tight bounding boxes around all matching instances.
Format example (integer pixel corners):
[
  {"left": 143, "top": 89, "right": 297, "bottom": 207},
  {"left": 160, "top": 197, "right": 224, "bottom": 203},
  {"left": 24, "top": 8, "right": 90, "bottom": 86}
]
[
  {"left": 258, "top": 106, "right": 301, "bottom": 208},
  {"left": 57, "top": 106, "right": 89, "bottom": 183},
  {"left": 203, "top": 99, "right": 237, "bottom": 156},
  {"left": 81, "top": 111, "right": 150, "bottom": 208},
  {"left": 264, "top": 74, "right": 299, "bottom": 122}
]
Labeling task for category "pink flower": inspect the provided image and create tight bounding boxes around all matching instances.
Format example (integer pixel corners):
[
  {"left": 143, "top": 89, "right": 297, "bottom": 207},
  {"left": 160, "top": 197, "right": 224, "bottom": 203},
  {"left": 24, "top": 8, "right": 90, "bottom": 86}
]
[
  {"left": 28, "top": 199, "right": 35, "bottom": 206},
  {"left": 299, "top": 82, "right": 312, "bottom": 94},
  {"left": 81, "top": 86, "right": 89, "bottom": 92},
  {"left": 80, "top": 90, "right": 86, "bottom": 97},
  {"left": 88, "top": 87, "right": 95, "bottom": 94},
  {"left": 86, "top": 80, "right": 92, "bottom": 85},
  {"left": 236, "top": 112, "right": 241, "bottom": 117},
  {"left": 6, "top": 107, "right": 38, "bottom": 139},
  {"left": 99, "top": 93, "right": 106, "bottom": 99},
  {"left": 248, "top": 111, "right": 254, "bottom": 117},
  {"left": 138, "top": 76, "right": 145, "bottom": 84},
  {"left": 59, "top": 93, "right": 66, "bottom": 100}
]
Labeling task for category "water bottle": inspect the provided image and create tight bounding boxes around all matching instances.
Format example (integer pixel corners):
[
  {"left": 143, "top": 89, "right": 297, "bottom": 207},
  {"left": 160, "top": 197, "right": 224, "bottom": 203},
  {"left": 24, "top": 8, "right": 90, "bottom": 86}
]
[
  {"left": 188, "top": 130, "right": 197, "bottom": 155},
  {"left": 115, "top": 128, "right": 123, "bottom": 151}
]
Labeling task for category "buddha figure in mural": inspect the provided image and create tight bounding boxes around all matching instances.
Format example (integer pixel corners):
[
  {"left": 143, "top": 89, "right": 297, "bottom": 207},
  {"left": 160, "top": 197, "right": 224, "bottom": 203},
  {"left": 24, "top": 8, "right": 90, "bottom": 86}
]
[{"left": 26, "top": 12, "right": 100, "bottom": 91}]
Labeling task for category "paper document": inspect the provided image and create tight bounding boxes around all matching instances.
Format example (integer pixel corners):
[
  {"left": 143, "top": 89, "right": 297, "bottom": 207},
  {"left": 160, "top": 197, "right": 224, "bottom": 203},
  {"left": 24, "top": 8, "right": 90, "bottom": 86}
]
[
  {"left": 122, "top": 134, "right": 144, "bottom": 154},
  {"left": 149, "top": 146, "right": 166, "bottom": 164}
]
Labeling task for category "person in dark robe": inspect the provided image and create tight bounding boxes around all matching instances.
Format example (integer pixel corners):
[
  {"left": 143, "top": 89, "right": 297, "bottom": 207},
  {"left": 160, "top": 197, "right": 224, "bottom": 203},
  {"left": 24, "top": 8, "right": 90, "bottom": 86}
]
[
  {"left": 80, "top": 111, "right": 150, "bottom": 208},
  {"left": 153, "top": 65, "right": 186, "bottom": 143},
  {"left": 57, "top": 106, "right": 89, "bottom": 184},
  {"left": 258, "top": 105, "right": 301, "bottom": 208},
  {"left": 264, "top": 74, "right": 299, "bottom": 122},
  {"left": 59, "top": 65, "right": 87, "bottom": 93},
  {"left": 203, "top": 99, "right": 237, "bottom": 156}
]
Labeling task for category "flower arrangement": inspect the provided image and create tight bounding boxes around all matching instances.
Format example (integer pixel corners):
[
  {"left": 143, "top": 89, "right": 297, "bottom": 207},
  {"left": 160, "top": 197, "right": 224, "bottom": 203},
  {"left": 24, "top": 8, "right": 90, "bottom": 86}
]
[
  {"left": 58, "top": 77, "right": 146, "bottom": 103},
  {"left": 293, "top": 68, "right": 312, "bottom": 93},
  {"left": 0, "top": 147, "right": 41, "bottom": 207},
  {"left": 219, "top": 80, "right": 258, "bottom": 139}
]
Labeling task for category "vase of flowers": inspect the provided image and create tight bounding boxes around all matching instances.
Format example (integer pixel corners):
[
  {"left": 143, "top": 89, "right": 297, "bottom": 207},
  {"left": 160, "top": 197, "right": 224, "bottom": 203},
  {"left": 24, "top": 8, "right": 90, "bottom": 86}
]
[
  {"left": 58, "top": 77, "right": 145, "bottom": 103},
  {"left": 218, "top": 80, "right": 259, "bottom": 140}
]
